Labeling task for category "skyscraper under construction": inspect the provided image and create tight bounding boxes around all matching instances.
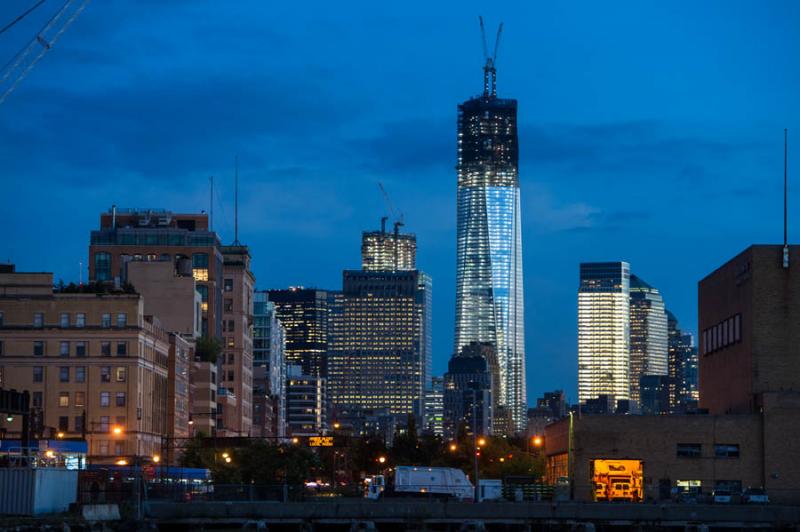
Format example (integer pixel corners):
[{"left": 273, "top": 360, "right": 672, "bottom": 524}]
[{"left": 453, "top": 20, "right": 526, "bottom": 432}]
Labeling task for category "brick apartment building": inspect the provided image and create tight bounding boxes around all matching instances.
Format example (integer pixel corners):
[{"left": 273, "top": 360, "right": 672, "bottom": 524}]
[{"left": 0, "top": 268, "right": 172, "bottom": 463}]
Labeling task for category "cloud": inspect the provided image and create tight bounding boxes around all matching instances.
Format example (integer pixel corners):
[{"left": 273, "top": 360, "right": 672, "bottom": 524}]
[{"left": 519, "top": 120, "right": 767, "bottom": 182}]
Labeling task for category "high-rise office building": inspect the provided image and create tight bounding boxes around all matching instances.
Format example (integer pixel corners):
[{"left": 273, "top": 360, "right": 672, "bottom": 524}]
[
  {"left": 266, "top": 288, "right": 331, "bottom": 381},
  {"left": 286, "top": 364, "right": 325, "bottom": 436},
  {"left": 578, "top": 262, "right": 631, "bottom": 404},
  {"left": 443, "top": 342, "right": 496, "bottom": 438},
  {"left": 328, "top": 269, "right": 432, "bottom": 418},
  {"left": 453, "top": 47, "right": 526, "bottom": 432},
  {"left": 423, "top": 376, "right": 444, "bottom": 437},
  {"left": 628, "top": 274, "right": 668, "bottom": 405},
  {"left": 638, "top": 375, "right": 670, "bottom": 415},
  {"left": 361, "top": 220, "right": 416, "bottom": 272},
  {"left": 666, "top": 310, "right": 699, "bottom": 414},
  {"left": 253, "top": 294, "right": 286, "bottom": 438}
]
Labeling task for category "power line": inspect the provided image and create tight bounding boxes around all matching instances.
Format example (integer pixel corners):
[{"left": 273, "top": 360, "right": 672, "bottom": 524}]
[{"left": 0, "top": 0, "right": 47, "bottom": 37}]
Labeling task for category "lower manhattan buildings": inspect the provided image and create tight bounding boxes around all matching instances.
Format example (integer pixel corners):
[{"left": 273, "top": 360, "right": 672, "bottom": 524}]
[
  {"left": 549, "top": 245, "right": 800, "bottom": 504},
  {"left": 577, "top": 262, "right": 631, "bottom": 404},
  {"left": 628, "top": 275, "right": 668, "bottom": 405},
  {"left": 328, "top": 222, "right": 431, "bottom": 422},
  {"left": 578, "top": 263, "right": 690, "bottom": 411},
  {"left": 453, "top": 48, "right": 526, "bottom": 433}
]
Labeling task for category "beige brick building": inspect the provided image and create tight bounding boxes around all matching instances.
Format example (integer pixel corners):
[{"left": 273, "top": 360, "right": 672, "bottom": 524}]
[
  {"left": 0, "top": 268, "right": 170, "bottom": 464},
  {"left": 217, "top": 245, "right": 255, "bottom": 436}
]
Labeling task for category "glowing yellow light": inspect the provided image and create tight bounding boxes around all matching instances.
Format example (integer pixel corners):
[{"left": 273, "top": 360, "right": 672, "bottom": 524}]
[
  {"left": 291, "top": 437, "right": 299, "bottom": 444},
  {"left": 45, "top": 450, "right": 55, "bottom": 458},
  {"left": 499, "top": 457, "right": 505, "bottom": 462},
  {"left": 333, "top": 422, "right": 340, "bottom": 429},
  {"left": 224, "top": 456, "right": 232, "bottom": 463},
  {"left": 152, "top": 455, "right": 160, "bottom": 463},
  {"left": 378, "top": 456, "right": 386, "bottom": 464},
  {"left": 532, "top": 436, "right": 543, "bottom": 448},
  {"left": 116, "top": 459, "right": 128, "bottom": 466},
  {"left": 112, "top": 425, "right": 123, "bottom": 435},
  {"left": 56, "top": 432, "right": 65, "bottom": 439},
  {"left": 221, "top": 452, "right": 229, "bottom": 459},
  {"left": 449, "top": 443, "right": 457, "bottom": 452},
  {"left": 478, "top": 437, "right": 486, "bottom": 447}
]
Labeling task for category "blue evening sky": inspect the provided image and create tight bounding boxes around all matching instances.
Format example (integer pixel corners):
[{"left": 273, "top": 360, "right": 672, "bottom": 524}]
[{"left": 2, "top": 1, "right": 799, "bottom": 403}]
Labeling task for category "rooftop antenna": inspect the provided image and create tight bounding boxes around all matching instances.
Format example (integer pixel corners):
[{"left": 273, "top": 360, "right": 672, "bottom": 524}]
[
  {"left": 784, "top": 128, "right": 789, "bottom": 269},
  {"left": 479, "top": 16, "right": 503, "bottom": 98},
  {"left": 233, "top": 156, "right": 240, "bottom": 245},
  {"left": 209, "top": 176, "right": 214, "bottom": 231}
]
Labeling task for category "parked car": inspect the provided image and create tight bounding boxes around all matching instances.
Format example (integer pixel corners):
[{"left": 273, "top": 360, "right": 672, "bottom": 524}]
[
  {"left": 712, "top": 489, "right": 732, "bottom": 504},
  {"left": 742, "top": 488, "right": 769, "bottom": 504}
]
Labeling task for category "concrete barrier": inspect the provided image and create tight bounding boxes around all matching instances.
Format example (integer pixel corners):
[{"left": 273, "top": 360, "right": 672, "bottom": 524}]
[
  {"left": 145, "top": 500, "right": 800, "bottom": 527},
  {"left": 81, "top": 503, "right": 121, "bottom": 521}
]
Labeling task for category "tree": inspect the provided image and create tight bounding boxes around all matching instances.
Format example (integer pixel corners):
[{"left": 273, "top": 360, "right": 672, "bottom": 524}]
[{"left": 195, "top": 336, "right": 222, "bottom": 364}]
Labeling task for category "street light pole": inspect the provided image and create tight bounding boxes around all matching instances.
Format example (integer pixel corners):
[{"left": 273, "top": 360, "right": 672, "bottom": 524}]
[{"left": 472, "top": 391, "right": 479, "bottom": 503}]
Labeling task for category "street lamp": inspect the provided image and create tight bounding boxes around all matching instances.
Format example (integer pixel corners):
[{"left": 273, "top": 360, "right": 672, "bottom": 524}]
[
  {"left": 449, "top": 443, "right": 457, "bottom": 452},
  {"left": 112, "top": 425, "right": 123, "bottom": 436},
  {"left": 378, "top": 456, "right": 386, "bottom": 464},
  {"left": 56, "top": 432, "right": 65, "bottom": 439},
  {"left": 152, "top": 454, "right": 160, "bottom": 464},
  {"left": 532, "top": 435, "right": 543, "bottom": 448},
  {"left": 477, "top": 437, "right": 486, "bottom": 447},
  {"left": 333, "top": 422, "right": 341, "bottom": 430}
]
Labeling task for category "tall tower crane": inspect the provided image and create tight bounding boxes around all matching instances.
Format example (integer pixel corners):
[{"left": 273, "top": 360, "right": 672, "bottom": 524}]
[
  {"left": 479, "top": 16, "right": 503, "bottom": 98},
  {"left": 0, "top": 0, "right": 91, "bottom": 106}
]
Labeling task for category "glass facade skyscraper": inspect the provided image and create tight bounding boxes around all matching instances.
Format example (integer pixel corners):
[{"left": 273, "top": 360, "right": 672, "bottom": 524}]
[
  {"left": 667, "top": 310, "right": 699, "bottom": 413},
  {"left": 578, "top": 262, "right": 631, "bottom": 404},
  {"left": 453, "top": 64, "right": 526, "bottom": 432},
  {"left": 628, "top": 274, "right": 668, "bottom": 405}
]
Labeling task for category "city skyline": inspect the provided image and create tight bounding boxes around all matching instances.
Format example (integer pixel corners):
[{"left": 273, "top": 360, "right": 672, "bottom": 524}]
[{"left": 2, "top": 1, "right": 800, "bottom": 403}]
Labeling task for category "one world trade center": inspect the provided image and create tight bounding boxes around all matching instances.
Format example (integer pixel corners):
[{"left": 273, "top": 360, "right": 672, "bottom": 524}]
[{"left": 453, "top": 25, "right": 526, "bottom": 432}]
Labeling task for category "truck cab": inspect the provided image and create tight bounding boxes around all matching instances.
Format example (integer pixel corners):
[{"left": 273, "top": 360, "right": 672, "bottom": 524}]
[{"left": 366, "top": 475, "right": 385, "bottom": 500}]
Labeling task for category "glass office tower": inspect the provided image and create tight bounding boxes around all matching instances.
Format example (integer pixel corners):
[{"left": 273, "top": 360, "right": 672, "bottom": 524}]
[
  {"left": 578, "top": 262, "right": 631, "bottom": 404},
  {"left": 453, "top": 65, "right": 526, "bottom": 432},
  {"left": 628, "top": 274, "right": 669, "bottom": 405},
  {"left": 667, "top": 310, "right": 699, "bottom": 413}
]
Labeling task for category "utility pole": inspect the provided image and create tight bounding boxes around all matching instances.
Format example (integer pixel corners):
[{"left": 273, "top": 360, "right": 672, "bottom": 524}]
[{"left": 472, "top": 390, "right": 480, "bottom": 502}]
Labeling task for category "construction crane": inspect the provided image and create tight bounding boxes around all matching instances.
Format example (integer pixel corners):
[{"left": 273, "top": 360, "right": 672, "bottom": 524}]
[
  {"left": 378, "top": 182, "right": 404, "bottom": 225},
  {"left": 479, "top": 16, "right": 503, "bottom": 98},
  {"left": 377, "top": 182, "right": 406, "bottom": 271},
  {"left": 0, "top": 0, "right": 91, "bottom": 106}
]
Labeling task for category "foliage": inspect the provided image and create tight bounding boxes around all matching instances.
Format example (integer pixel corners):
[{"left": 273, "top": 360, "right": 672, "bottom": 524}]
[
  {"left": 195, "top": 336, "right": 222, "bottom": 363},
  {"left": 55, "top": 280, "right": 136, "bottom": 294}
]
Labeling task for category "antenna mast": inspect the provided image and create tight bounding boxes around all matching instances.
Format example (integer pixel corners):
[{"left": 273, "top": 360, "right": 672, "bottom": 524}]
[
  {"left": 784, "top": 129, "right": 789, "bottom": 269},
  {"left": 233, "top": 156, "right": 240, "bottom": 245},
  {"left": 209, "top": 176, "right": 214, "bottom": 231}
]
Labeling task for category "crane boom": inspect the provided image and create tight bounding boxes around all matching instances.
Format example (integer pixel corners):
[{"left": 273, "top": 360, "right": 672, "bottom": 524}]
[
  {"left": 0, "top": 0, "right": 91, "bottom": 106},
  {"left": 493, "top": 22, "right": 503, "bottom": 63}
]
